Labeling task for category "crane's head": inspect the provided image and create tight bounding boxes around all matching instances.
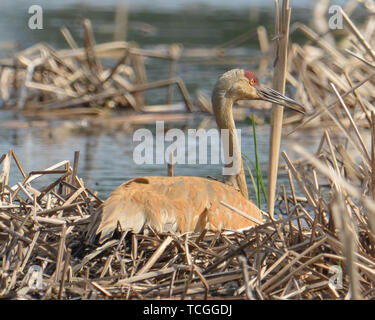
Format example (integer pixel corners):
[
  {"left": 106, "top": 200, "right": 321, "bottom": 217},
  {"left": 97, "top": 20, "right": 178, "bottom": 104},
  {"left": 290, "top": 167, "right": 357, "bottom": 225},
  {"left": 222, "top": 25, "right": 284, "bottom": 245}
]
[{"left": 213, "top": 69, "right": 305, "bottom": 114}]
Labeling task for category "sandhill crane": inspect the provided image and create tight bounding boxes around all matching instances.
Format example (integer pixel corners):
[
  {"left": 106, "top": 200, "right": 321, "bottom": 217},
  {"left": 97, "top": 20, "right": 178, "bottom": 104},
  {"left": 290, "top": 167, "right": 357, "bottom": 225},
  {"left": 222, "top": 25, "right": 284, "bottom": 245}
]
[{"left": 86, "top": 69, "right": 304, "bottom": 244}]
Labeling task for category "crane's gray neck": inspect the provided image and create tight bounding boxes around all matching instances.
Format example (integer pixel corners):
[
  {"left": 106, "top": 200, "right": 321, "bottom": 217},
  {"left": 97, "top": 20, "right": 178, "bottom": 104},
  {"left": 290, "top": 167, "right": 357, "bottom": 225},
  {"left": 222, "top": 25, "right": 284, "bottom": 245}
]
[{"left": 212, "top": 88, "right": 249, "bottom": 199}]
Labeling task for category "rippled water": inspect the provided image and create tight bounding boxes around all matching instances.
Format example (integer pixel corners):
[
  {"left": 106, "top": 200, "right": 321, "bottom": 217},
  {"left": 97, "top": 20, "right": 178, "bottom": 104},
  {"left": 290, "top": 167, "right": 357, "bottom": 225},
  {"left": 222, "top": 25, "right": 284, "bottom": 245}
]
[{"left": 0, "top": 0, "right": 341, "bottom": 205}]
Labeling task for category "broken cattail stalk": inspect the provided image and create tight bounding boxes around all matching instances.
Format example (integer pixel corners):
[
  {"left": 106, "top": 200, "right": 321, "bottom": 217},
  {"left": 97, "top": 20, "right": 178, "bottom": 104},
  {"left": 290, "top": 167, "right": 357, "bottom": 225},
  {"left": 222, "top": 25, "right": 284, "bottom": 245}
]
[{"left": 268, "top": 0, "right": 291, "bottom": 219}]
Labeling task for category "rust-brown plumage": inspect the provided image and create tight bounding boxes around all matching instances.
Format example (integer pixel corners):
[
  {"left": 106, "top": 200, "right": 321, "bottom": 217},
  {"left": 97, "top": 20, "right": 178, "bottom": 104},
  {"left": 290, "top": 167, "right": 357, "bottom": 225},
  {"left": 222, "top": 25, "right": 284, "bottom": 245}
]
[
  {"left": 86, "top": 176, "right": 261, "bottom": 243},
  {"left": 86, "top": 69, "right": 304, "bottom": 244}
]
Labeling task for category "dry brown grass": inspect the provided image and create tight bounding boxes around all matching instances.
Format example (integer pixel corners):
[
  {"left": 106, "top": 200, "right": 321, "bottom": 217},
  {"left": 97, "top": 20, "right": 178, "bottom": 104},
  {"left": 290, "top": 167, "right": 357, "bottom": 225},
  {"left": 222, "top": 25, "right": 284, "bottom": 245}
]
[{"left": 0, "top": 143, "right": 374, "bottom": 299}]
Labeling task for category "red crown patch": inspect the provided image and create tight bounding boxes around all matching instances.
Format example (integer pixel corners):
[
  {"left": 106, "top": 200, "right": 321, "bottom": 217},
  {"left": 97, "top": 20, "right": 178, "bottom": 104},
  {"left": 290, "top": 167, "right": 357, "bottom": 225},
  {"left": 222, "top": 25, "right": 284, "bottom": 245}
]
[{"left": 244, "top": 70, "right": 259, "bottom": 87}]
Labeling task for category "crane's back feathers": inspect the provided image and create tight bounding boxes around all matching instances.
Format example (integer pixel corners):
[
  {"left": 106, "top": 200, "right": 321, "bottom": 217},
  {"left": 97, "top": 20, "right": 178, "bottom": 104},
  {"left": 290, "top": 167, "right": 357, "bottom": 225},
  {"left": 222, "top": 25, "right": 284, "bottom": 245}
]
[{"left": 86, "top": 176, "right": 262, "bottom": 244}]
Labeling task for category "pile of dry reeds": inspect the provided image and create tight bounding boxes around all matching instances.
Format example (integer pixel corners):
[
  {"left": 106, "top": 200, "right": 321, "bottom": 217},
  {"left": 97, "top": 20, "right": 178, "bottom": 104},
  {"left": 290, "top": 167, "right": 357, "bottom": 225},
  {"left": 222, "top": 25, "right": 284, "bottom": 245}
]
[
  {"left": 275, "top": 2, "right": 375, "bottom": 130},
  {"left": 0, "top": 19, "right": 193, "bottom": 117},
  {"left": 1, "top": 146, "right": 375, "bottom": 300}
]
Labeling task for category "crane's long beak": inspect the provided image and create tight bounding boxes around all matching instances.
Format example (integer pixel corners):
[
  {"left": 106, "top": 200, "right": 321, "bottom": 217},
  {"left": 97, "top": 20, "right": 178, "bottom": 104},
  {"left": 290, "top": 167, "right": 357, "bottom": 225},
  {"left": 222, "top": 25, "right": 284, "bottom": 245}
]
[{"left": 257, "top": 87, "right": 305, "bottom": 114}]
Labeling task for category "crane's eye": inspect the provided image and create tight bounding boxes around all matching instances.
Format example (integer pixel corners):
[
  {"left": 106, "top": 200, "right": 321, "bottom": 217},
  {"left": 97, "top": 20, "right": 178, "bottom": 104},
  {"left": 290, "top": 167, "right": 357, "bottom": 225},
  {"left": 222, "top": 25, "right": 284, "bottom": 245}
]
[{"left": 250, "top": 79, "right": 255, "bottom": 85}]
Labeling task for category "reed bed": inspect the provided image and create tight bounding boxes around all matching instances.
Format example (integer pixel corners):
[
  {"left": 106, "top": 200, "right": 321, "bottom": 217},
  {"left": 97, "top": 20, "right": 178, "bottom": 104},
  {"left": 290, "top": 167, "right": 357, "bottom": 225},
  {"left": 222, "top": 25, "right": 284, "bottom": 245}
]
[
  {"left": 277, "top": 3, "right": 375, "bottom": 131},
  {"left": 0, "top": 144, "right": 375, "bottom": 300},
  {"left": 0, "top": 19, "right": 193, "bottom": 116}
]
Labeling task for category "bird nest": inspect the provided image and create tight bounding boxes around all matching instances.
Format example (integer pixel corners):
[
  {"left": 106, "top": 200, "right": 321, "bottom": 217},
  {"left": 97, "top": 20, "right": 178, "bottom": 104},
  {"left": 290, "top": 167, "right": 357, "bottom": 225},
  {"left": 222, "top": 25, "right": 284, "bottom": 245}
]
[{"left": 0, "top": 149, "right": 374, "bottom": 300}]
